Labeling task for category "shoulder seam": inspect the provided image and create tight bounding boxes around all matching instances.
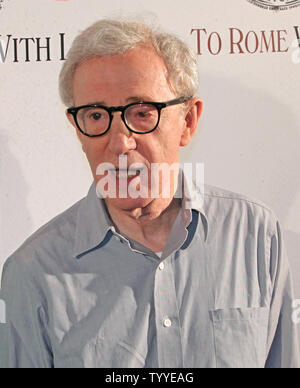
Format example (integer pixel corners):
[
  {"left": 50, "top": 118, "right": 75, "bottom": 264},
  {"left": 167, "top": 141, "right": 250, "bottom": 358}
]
[
  {"left": 8, "top": 199, "right": 83, "bottom": 256},
  {"left": 203, "top": 192, "right": 273, "bottom": 213}
]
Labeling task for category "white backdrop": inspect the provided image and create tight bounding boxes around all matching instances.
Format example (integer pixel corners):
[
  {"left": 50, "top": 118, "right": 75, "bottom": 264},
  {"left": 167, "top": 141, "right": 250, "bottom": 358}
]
[{"left": 1, "top": 0, "right": 300, "bottom": 349}]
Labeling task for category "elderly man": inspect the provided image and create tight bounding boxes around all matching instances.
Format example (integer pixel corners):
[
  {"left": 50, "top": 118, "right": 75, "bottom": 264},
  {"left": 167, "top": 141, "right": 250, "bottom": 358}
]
[{"left": 1, "top": 19, "right": 299, "bottom": 368}]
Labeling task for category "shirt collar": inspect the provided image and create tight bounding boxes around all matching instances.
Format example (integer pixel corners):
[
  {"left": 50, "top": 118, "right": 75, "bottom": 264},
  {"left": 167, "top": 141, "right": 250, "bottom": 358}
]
[
  {"left": 73, "top": 183, "right": 114, "bottom": 258},
  {"left": 73, "top": 176, "right": 208, "bottom": 259},
  {"left": 180, "top": 173, "right": 209, "bottom": 242}
]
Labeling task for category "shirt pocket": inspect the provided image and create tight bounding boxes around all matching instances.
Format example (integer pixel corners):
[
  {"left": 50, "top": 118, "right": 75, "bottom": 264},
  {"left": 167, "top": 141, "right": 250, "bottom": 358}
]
[
  {"left": 114, "top": 341, "right": 146, "bottom": 368},
  {"left": 209, "top": 307, "right": 269, "bottom": 368}
]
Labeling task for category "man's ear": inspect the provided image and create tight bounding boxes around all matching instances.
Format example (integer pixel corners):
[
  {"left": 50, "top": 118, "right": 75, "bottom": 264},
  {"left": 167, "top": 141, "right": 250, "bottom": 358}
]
[
  {"left": 180, "top": 98, "right": 203, "bottom": 147},
  {"left": 66, "top": 110, "right": 87, "bottom": 154}
]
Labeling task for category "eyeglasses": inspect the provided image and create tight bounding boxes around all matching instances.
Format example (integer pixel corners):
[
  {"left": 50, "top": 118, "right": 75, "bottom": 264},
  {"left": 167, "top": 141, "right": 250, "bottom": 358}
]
[{"left": 67, "top": 96, "right": 191, "bottom": 137}]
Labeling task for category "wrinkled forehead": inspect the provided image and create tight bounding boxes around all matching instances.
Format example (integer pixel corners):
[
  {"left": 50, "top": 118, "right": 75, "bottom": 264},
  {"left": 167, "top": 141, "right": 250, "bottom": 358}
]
[{"left": 72, "top": 47, "right": 175, "bottom": 105}]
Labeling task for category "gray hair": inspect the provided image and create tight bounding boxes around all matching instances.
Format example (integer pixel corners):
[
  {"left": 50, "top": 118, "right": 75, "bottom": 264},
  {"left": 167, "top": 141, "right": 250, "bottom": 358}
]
[{"left": 59, "top": 18, "right": 199, "bottom": 107}]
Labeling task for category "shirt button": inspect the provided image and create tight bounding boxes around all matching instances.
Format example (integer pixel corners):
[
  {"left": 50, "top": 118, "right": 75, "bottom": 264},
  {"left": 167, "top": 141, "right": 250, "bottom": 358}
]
[
  {"left": 159, "top": 262, "right": 165, "bottom": 271},
  {"left": 163, "top": 318, "right": 172, "bottom": 328}
]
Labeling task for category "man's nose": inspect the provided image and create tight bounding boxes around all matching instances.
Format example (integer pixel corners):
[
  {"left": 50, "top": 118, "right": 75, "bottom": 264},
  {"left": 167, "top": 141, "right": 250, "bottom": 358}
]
[{"left": 108, "top": 113, "right": 137, "bottom": 156}]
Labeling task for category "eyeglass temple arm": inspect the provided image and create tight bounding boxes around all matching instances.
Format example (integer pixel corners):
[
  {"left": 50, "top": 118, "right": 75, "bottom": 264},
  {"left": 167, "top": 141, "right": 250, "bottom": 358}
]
[{"left": 162, "top": 96, "right": 192, "bottom": 108}]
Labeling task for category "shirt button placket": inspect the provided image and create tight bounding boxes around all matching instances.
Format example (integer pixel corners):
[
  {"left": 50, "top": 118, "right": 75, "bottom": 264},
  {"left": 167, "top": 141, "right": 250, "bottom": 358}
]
[
  {"left": 154, "top": 257, "right": 183, "bottom": 367},
  {"left": 163, "top": 318, "right": 172, "bottom": 328},
  {"left": 159, "top": 262, "right": 165, "bottom": 271}
]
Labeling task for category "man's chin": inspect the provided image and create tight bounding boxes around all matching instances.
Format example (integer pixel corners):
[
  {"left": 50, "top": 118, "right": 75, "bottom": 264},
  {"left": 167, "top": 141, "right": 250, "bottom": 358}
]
[{"left": 105, "top": 196, "right": 153, "bottom": 211}]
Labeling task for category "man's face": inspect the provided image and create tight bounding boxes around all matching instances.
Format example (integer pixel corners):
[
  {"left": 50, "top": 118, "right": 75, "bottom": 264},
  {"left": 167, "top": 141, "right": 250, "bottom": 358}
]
[{"left": 68, "top": 45, "right": 201, "bottom": 212}]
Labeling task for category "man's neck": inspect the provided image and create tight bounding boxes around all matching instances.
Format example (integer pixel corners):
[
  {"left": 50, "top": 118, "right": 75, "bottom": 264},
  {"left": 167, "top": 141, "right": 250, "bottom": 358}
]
[{"left": 105, "top": 197, "right": 181, "bottom": 253}]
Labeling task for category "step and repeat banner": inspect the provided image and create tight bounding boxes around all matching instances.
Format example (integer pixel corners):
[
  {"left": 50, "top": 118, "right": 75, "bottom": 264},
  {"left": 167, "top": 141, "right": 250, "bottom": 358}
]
[{"left": 1, "top": 0, "right": 300, "bottom": 351}]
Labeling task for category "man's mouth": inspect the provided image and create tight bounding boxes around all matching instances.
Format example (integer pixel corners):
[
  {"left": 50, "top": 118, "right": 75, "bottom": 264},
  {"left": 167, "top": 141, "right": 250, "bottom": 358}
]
[{"left": 110, "top": 168, "right": 143, "bottom": 179}]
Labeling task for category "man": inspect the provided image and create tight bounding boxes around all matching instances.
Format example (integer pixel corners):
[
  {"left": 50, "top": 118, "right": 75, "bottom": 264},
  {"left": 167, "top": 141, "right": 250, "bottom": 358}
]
[{"left": 1, "top": 18, "right": 299, "bottom": 368}]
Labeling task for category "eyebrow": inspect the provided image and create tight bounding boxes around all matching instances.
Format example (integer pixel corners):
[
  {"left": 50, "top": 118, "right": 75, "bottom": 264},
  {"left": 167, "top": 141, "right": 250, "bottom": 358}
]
[
  {"left": 85, "top": 96, "right": 156, "bottom": 106},
  {"left": 126, "top": 96, "right": 155, "bottom": 103}
]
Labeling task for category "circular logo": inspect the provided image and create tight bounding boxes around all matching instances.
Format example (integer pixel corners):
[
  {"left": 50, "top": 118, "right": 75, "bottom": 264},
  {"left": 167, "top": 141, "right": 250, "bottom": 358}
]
[
  {"left": 0, "top": 0, "right": 7, "bottom": 11},
  {"left": 247, "top": 0, "right": 300, "bottom": 10}
]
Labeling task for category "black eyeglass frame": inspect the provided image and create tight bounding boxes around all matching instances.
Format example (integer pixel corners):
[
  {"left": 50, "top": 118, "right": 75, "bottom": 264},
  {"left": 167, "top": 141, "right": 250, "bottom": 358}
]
[{"left": 67, "top": 96, "right": 192, "bottom": 137}]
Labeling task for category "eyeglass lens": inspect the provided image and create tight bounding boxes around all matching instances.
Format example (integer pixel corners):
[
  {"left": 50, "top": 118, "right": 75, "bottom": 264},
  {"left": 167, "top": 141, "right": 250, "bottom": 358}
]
[{"left": 77, "top": 103, "right": 159, "bottom": 136}]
